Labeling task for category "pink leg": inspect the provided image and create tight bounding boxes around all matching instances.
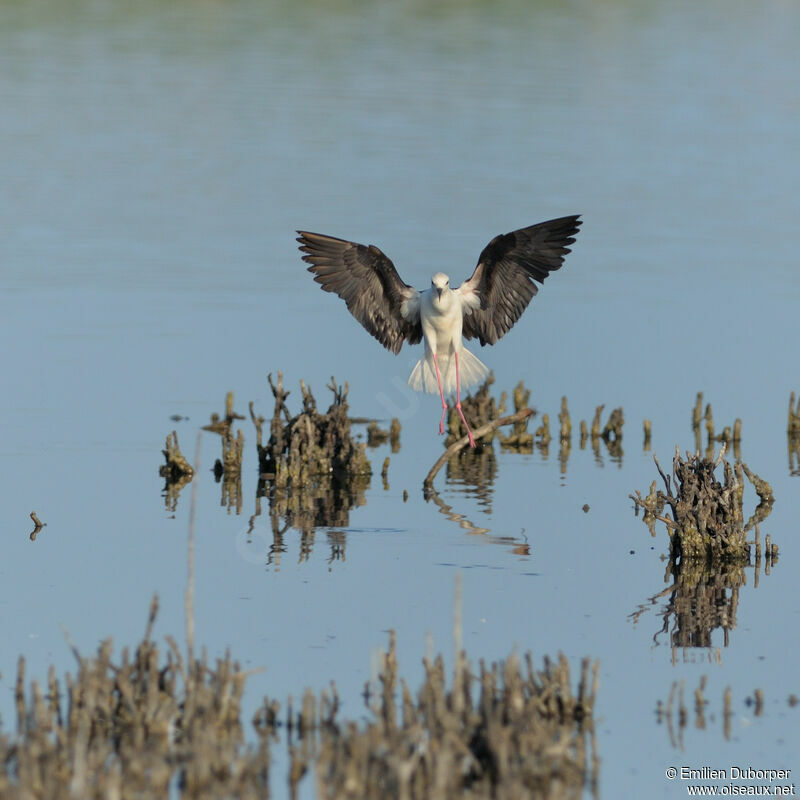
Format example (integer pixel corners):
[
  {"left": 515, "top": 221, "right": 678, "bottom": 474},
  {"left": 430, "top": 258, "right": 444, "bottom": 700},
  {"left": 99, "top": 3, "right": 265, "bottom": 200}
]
[
  {"left": 432, "top": 353, "right": 447, "bottom": 435},
  {"left": 455, "top": 351, "right": 476, "bottom": 448}
]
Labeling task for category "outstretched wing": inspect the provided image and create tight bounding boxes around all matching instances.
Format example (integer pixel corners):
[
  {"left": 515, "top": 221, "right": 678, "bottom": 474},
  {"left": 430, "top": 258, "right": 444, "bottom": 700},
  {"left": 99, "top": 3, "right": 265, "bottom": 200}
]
[
  {"left": 297, "top": 231, "right": 422, "bottom": 354},
  {"left": 458, "top": 215, "right": 581, "bottom": 346}
]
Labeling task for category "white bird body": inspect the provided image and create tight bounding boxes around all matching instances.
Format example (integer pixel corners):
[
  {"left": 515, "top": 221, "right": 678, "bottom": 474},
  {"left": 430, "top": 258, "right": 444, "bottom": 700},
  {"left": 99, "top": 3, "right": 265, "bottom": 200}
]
[
  {"left": 297, "top": 216, "right": 581, "bottom": 447},
  {"left": 408, "top": 273, "right": 488, "bottom": 395}
]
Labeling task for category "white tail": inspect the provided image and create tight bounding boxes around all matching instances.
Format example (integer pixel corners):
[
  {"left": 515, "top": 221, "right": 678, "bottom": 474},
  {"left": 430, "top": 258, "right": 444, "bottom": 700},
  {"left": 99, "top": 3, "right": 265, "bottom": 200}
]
[{"left": 408, "top": 347, "right": 489, "bottom": 395}]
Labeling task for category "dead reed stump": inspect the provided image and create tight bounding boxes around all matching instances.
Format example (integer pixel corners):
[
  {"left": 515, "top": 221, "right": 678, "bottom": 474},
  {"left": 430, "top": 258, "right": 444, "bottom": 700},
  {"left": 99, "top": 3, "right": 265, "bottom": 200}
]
[
  {"left": 259, "top": 373, "right": 371, "bottom": 486},
  {"left": 630, "top": 446, "right": 775, "bottom": 561},
  {"left": 306, "top": 633, "right": 599, "bottom": 800}
]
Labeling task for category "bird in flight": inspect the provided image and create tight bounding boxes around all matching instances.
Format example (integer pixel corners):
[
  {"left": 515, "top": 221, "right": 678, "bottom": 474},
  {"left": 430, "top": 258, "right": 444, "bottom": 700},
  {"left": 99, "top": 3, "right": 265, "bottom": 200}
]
[{"left": 297, "top": 215, "right": 581, "bottom": 448}]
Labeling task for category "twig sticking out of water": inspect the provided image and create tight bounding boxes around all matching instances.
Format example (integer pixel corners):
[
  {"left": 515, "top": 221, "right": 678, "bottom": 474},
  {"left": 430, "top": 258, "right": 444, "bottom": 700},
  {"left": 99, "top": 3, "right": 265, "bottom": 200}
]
[
  {"left": 29, "top": 511, "right": 46, "bottom": 541},
  {"left": 692, "top": 392, "right": 743, "bottom": 459},
  {"left": 533, "top": 413, "right": 550, "bottom": 451},
  {"left": 160, "top": 431, "right": 194, "bottom": 481},
  {"left": 789, "top": 392, "right": 800, "bottom": 476},
  {"left": 579, "top": 405, "right": 624, "bottom": 463},
  {"left": 215, "top": 428, "right": 244, "bottom": 514},
  {"left": 202, "top": 390, "right": 245, "bottom": 436},
  {"left": 790, "top": 391, "right": 800, "bottom": 437},
  {"left": 559, "top": 397, "right": 572, "bottom": 473},
  {"left": 559, "top": 395, "right": 572, "bottom": 440},
  {"left": 389, "top": 417, "right": 402, "bottom": 452}
]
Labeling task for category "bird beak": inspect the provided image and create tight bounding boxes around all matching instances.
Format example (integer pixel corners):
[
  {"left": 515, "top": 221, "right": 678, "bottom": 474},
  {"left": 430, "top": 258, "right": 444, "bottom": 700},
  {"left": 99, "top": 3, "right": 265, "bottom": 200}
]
[{"left": 436, "top": 288, "right": 443, "bottom": 300}]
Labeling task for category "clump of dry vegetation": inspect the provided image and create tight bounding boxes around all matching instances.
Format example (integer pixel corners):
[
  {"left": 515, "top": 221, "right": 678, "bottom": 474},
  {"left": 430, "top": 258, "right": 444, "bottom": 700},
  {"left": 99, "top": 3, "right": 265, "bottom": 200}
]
[
  {"left": 1, "top": 602, "right": 599, "bottom": 800},
  {"left": 0, "top": 597, "right": 270, "bottom": 800},
  {"left": 630, "top": 446, "right": 775, "bottom": 561},
  {"left": 280, "top": 632, "right": 599, "bottom": 800},
  {"left": 247, "top": 373, "right": 372, "bottom": 532},
  {"left": 159, "top": 431, "right": 194, "bottom": 512},
  {"left": 255, "top": 373, "right": 371, "bottom": 486}
]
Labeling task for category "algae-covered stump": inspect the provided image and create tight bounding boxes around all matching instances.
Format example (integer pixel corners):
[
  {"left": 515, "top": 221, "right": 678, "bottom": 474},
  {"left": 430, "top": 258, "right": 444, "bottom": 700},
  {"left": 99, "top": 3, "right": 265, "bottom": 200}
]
[
  {"left": 252, "top": 373, "right": 371, "bottom": 532},
  {"left": 159, "top": 431, "right": 194, "bottom": 511},
  {"left": 630, "top": 447, "right": 775, "bottom": 561},
  {"left": 258, "top": 373, "right": 370, "bottom": 486}
]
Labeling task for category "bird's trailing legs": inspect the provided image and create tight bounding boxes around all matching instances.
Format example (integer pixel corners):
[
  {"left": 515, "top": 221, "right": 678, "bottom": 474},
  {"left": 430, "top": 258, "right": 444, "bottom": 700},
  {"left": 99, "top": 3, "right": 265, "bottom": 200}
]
[
  {"left": 431, "top": 352, "right": 477, "bottom": 448},
  {"left": 432, "top": 353, "right": 448, "bottom": 435},
  {"left": 454, "top": 351, "right": 476, "bottom": 448}
]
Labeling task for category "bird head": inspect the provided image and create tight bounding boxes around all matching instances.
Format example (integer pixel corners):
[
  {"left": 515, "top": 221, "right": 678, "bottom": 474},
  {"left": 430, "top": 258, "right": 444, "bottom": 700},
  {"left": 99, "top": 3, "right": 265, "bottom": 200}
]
[{"left": 431, "top": 272, "right": 450, "bottom": 300}]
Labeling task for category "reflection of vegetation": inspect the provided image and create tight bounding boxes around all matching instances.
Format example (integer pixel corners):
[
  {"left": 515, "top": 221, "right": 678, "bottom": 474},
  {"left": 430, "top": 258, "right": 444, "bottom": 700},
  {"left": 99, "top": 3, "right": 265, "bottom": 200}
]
[
  {"left": 630, "top": 527, "right": 778, "bottom": 654},
  {"left": 658, "top": 559, "right": 745, "bottom": 650},
  {"left": 243, "top": 495, "right": 352, "bottom": 568},
  {"left": 443, "top": 442, "right": 498, "bottom": 512},
  {"left": 275, "top": 631, "right": 599, "bottom": 800},
  {"left": 630, "top": 448, "right": 774, "bottom": 561},
  {"left": 218, "top": 428, "right": 244, "bottom": 514},
  {"left": 424, "top": 485, "right": 532, "bottom": 556},
  {"left": 655, "top": 676, "right": 796, "bottom": 748}
]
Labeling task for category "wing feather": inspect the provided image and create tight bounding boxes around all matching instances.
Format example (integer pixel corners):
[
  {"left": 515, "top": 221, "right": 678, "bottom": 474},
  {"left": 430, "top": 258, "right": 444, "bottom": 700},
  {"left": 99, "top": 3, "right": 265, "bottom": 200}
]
[
  {"left": 459, "top": 215, "right": 581, "bottom": 346},
  {"left": 297, "top": 231, "right": 422, "bottom": 354}
]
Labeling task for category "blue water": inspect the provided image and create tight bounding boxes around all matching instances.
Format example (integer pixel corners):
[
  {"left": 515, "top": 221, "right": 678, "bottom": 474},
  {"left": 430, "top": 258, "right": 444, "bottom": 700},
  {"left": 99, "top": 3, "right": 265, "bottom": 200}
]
[{"left": 1, "top": 1, "right": 798, "bottom": 796}]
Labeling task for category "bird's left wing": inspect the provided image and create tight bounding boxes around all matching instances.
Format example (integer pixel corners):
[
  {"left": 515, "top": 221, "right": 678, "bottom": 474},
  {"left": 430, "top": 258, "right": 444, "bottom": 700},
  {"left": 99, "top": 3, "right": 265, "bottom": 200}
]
[
  {"left": 458, "top": 215, "right": 581, "bottom": 346},
  {"left": 297, "top": 231, "right": 422, "bottom": 354}
]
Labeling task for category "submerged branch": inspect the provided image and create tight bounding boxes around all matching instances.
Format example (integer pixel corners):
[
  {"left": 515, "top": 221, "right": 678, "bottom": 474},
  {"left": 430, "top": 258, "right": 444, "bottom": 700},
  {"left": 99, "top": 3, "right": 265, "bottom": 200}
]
[{"left": 424, "top": 407, "right": 534, "bottom": 489}]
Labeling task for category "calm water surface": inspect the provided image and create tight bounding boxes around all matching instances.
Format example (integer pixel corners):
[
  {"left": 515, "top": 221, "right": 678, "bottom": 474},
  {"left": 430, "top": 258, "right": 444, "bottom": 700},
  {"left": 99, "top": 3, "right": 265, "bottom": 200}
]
[{"left": 1, "top": 1, "right": 798, "bottom": 796}]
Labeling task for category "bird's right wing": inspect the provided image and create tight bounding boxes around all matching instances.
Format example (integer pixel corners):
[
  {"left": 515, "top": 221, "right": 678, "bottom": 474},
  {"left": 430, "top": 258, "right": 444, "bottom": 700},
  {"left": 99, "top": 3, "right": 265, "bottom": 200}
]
[
  {"left": 458, "top": 215, "right": 581, "bottom": 346},
  {"left": 297, "top": 231, "right": 422, "bottom": 354}
]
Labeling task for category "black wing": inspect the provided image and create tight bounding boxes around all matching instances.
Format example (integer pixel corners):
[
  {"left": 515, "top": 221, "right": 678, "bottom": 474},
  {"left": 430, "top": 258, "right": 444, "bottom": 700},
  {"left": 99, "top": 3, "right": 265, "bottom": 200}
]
[
  {"left": 297, "top": 231, "right": 422, "bottom": 354},
  {"left": 459, "top": 215, "right": 581, "bottom": 346}
]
